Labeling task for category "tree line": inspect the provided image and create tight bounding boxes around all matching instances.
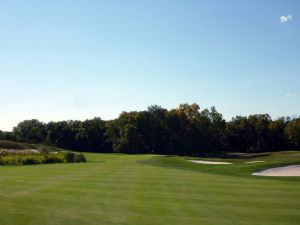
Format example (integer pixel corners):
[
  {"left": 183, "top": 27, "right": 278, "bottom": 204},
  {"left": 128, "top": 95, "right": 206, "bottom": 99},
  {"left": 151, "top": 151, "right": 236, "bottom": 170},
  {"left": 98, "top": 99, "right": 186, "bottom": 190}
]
[{"left": 0, "top": 103, "right": 299, "bottom": 155}]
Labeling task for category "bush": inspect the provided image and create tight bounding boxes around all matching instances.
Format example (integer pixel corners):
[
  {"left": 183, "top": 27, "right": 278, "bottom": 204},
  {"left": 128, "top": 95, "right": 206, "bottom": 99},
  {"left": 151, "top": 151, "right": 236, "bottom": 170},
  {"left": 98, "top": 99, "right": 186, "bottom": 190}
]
[
  {"left": 0, "top": 155, "right": 21, "bottom": 165},
  {"left": 22, "top": 155, "right": 43, "bottom": 165},
  {"left": 64, "top": 152, "right": 86, "bottom": 163},
  {"left": 0, "top": 151, "right": 86, "bottom": 165},
  {"left": 64, "top": 152, "right": 76, "bottom": 162},
  {"left": 44, "top": 153, "right": 65, "bottom": 163},
  {"left": 75, "top": 153, "right": 86, "bottom": 162}
]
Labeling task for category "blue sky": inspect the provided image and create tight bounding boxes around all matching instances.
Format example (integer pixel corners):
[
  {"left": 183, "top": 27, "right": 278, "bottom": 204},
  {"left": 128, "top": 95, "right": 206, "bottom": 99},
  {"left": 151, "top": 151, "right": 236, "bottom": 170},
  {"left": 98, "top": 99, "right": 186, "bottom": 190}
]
[{"left": 0, "top": 0, "right": 299, "bottom": 131}]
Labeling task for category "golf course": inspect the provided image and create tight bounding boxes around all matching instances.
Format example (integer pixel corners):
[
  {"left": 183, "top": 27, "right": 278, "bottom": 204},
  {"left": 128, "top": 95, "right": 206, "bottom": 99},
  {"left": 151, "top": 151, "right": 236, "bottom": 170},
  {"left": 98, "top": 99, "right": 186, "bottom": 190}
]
[{"left": 0, "top": 151, "right": 299, "bottom": 225}]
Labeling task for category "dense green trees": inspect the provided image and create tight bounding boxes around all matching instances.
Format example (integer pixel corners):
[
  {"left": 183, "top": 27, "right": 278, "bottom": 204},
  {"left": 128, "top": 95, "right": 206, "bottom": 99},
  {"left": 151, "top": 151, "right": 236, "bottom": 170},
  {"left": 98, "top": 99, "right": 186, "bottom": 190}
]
[
  {"left": 1, "top": 103, "right": 299, "bottom": 155},
  {"left": 285, "top": 118, "right": 300, "bottom": 148},
  {"left": 225, "top": 114, "right": 273, "bottom": 152},
  {"left": 44, "top": 118, "right": 109, "bottom": 152},
  {"left": 13, "top": 119, "right": 46, "bottom": 143}
]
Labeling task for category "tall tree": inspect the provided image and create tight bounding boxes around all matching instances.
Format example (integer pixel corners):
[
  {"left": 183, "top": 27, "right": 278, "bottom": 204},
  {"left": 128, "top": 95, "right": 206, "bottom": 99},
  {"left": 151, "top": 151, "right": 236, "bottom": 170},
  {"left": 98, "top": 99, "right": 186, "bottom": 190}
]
[
  {"left": 285, "top": 117, "right": 300, "bottom": 148},
  {"left": 13, "top": 119, "right": 46, "bottom": 143}
]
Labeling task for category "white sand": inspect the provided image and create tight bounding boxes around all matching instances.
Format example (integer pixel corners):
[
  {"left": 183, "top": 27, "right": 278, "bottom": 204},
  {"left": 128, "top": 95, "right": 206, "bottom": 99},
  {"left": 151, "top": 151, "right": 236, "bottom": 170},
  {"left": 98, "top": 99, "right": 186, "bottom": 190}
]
[
  {"left": 188, "top": 160, "right": 232, "bottom": 165},
  {"left": 252, "top": 165, "right": 300, "bottom": 177},
  {"left": 245, "top": 161, "right": 265, "bottom": 164}
]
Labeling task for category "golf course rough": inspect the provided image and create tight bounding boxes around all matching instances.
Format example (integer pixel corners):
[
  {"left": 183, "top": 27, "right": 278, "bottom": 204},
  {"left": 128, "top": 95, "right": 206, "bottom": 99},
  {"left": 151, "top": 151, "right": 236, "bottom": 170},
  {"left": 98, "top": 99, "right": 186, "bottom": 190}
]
[{"left": 0, "top": 152, "right": 299, "bottom": 225}]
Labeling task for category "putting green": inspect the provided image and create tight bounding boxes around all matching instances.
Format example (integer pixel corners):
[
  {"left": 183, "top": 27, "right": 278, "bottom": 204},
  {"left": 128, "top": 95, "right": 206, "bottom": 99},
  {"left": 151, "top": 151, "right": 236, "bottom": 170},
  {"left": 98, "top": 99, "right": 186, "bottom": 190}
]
[{"left": 0, "top": 152, "right": 299, "bottom": 225}]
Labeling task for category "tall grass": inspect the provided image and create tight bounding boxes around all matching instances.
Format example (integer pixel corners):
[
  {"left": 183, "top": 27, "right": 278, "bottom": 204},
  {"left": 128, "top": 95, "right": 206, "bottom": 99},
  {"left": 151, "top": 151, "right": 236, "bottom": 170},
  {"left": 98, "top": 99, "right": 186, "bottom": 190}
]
[{"left": 0, "top": 151, "right": 86, "bottom": 165}]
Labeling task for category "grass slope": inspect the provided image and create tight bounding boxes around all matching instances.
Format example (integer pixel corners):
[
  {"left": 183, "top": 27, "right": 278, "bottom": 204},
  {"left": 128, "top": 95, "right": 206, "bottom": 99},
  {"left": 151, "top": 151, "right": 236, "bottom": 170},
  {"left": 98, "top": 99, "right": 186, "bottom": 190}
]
[
  {"left": 0, "top": 140, "right": 65, "bottom": 152},
  {"left": 0, "top": 152, "right": 299, "bottom": 225}
]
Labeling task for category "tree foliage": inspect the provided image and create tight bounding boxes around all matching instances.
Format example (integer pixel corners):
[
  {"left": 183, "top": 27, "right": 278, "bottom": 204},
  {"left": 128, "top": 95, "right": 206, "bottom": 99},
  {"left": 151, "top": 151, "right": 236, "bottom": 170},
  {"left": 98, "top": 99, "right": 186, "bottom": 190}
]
[{"left": 1, "top": 104, "right": 299, "bottom": 155}]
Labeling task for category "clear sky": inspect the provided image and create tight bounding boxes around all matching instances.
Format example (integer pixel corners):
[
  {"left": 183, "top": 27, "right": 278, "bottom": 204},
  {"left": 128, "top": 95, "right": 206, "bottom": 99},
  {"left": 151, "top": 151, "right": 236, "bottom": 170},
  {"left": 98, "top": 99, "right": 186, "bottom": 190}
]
[{"left": 0, "top": 0, "right": 299, "bottom": 131}]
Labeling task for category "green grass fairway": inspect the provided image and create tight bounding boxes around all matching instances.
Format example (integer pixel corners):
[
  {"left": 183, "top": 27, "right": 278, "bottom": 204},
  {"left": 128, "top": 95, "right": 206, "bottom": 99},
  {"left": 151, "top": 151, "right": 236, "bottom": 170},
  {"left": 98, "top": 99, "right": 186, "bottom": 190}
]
[{"left": 0, "top": 152, "right": 299, "bottom": 225}]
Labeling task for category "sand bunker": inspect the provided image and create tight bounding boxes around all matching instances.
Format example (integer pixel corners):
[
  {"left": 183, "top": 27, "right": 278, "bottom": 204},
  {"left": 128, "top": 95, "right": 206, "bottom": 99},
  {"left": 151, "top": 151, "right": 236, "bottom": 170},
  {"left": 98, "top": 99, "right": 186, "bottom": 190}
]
[
  {"left": 188, "top": 160, "right": 232, "bottom": 165},
  {"left": 253, "top": 165, "right": 300, "bottom": 177},
  {"left": 245, "top": 161, "right": 265, "bottom": 164}
]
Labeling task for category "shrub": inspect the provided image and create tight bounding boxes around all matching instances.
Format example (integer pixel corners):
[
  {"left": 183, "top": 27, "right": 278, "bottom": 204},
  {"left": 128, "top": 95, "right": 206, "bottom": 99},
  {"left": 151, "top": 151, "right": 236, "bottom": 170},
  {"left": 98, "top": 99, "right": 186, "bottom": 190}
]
[
  {"left": 0, "top": 151, "right": 86, "bottom": 165},
  {"left": 64, "top": 152, "right": 86, "bottom": 163},
  {"left": 75, "top": 153, "right": 86, "bottom": 162},
  {"left": 64, "top": 152, "right": 76, "bottom": 163},
  {"left": 22, "top": 155, "right": 43, "bottom": 165},
  {"left": 44, "top": 153, "right": 65, "bottom": 163},
  {"left": 0, "top": 155, "right": 20, "bottom": 165}
]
